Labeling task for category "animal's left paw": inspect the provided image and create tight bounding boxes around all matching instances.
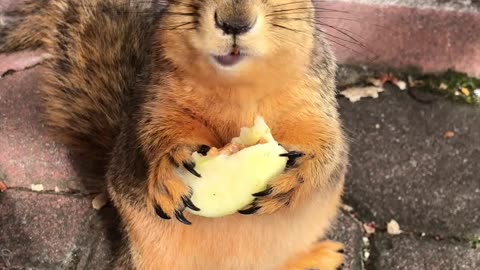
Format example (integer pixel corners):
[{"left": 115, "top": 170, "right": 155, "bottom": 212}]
[{"left": 238, "top": 150, "right": 306, "bottom": 215}]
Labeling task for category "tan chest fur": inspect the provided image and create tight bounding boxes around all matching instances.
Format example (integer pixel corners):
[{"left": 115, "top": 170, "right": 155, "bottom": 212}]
[{"left": 120, "top": 180, "right": 343, "bottom": 270}]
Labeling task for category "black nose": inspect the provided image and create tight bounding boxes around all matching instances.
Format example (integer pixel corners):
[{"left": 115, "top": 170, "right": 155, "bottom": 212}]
[{"left": 214, "top": 12, "right": 254, "bottom": 36}]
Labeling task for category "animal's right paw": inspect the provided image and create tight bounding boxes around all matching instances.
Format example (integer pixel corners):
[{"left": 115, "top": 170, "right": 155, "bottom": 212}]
[{"left": 147, "top": 144, "right": 209, "bottom": 225}]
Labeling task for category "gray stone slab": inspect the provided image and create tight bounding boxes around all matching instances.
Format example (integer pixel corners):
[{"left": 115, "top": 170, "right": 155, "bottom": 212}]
[
  {"left": 369, "top": 233, "right": 480, "bottom": 270},
  {"left": 338, "top": 84, "right": 480, "bottom": 237},
  {"left": 330, "top": 0, "right": 480, "bottom": 12},
  {"left": 0, "top": 66, "right": 103, "bottom": 193},
  {"left": 327, "top": 211, "right": 365, "bottom": 270},
  {"left": 0, "top": 190, "right": 118, "bottom": 270}
]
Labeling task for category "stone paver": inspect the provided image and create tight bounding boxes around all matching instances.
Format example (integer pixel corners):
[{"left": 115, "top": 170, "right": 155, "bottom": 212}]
[
  {"left": 318, "top": 0, "right": 480, "bottom": 77},
  {"left": 0, "top": 190, "right": 116, "bottom": 270},
  {"left": 0, "top": 66, "right": 102, "bottom": 193},
  {"left": 370, "top": 234, "right": 480, "bottom": 270},
  {"left": 327, "top": 211, "right": 365, "bottom": 270},
  {"left": 0, "top": 189, "right": 362, "bottom": 269},
  {"left": 0, "top": 50, "right": 48, "bottom": 76},
  {"left": 338, "top": 82, "right": 480, "bottom": 238}
]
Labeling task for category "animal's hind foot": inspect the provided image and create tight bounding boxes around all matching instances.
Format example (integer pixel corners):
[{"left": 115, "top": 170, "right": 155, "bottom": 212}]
[{"left": 281, "top": 240, "right": 345, "bottom": 270}]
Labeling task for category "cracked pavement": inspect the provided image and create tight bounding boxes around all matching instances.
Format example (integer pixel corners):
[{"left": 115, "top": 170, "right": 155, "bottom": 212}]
[{"left": 1, "top": 51, "right": 480, "bottom": 269}]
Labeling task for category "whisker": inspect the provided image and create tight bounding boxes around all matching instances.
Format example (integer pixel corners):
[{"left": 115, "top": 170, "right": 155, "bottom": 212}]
[
  {"left": 266, "top": 10, "right": 343, "bottom": 17},
  {"left": 316, "top": 24, "right": 366, "bottom": 48},
  {"left": 270, "top": 23, "right": 301, "bottom": 33},
  {"left": 270, "top": 23, "right": 376, "bottom": 59},
  {"left": 270, "top": 7, "right": 349, "bottom": 14},
  {"left": 276, "top": 16, "right": 365, "bottom": 41},
  {"left": 316, "top": 16, "right": 397, "bottom": 33},
  {"left": 274, "top": 17, "right": 367, "bottom": 49},
  {"left": 158, "top": 21, "right": 198, "bottom": 31},
  {"left": 163, "top": 12, "right": 197, "bottom": 16},
  {"left": 271, "top": 1, "right": 338, "bottom": 9},
  {"left": 321, "top": 36, "right": 364, "bottom": 55}
]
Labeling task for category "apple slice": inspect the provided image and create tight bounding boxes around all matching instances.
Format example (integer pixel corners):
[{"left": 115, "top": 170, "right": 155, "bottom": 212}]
[{"left": 177, "top": 116, "right": 288, "bottom": 218}]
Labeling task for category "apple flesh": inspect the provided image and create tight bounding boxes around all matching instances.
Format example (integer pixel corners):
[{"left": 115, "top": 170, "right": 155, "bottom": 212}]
[{"left": 178, "top": 116, "right": 288, "bottom": 218}]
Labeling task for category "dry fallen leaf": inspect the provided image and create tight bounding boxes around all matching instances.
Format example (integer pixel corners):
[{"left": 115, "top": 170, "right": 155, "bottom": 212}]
[
  {"left": 396, "top": 80, "right": 407, "bottom": 90},
  {"left": 340, "top": 86, "right": 384, "bottom": 103},
  {"left": 363, "top": 222, "right": 376, "bottom": 235},
  {"left": 92, "top": 193, "right": 109, "bottom": 210},
  {"left": 460, "top": 88, "right": 470, "bottom": 96},
  {"left": 407, "top": 76, "right": 422, "bottom": 88},
  {"left": 0, "top": 181, "right": 7, "bottom": 192},
  {"left": 363, "top": 250, "right": 370, "bottom": 260},
  {"left": 444, "top": 131, "right": 455, "bottom": 139},
  {"left": 341, "top": 204, "right": 354, "bottom": 212},
  {"left": 387, "top": 219, "right": 402, "bottom": 235},
  {"left": 31, "top": 184, "right": 44, "bottom": 192},
  {"left": 366, "top": 77, "right": 383, "bottom": 87},
  {"left": 439, "top": 83, "right": 448, "bottom": 90},
  {"left": 378, "top": 74, "right": 407, "bottom": 90}
]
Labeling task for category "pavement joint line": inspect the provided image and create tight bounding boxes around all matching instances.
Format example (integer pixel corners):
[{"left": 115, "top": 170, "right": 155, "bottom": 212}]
[
  {"left": 0, "top": 60, "right": 45, "bottom": 78},
  {"left": 340, "top": 208, "right": 370, "bottom": 269},
  {"left": 342, "top": 202, "right": 477, "bottom": 245},
  {"left": 2, "top": 186, "right": 97, "bottom": 198}
]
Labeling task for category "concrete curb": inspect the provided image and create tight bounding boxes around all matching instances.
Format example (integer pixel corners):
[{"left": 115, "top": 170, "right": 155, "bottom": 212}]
[{"left": 316, "top": 0, "right": 480, "bottom": 77}]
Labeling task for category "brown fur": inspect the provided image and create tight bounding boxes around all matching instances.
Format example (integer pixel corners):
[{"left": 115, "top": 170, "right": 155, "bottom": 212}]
[{"left": 1, "top": 0, "right": 349, "bottom": 269}]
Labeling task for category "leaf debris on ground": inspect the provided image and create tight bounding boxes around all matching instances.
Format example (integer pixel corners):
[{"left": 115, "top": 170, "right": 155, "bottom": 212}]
[
  {"left": 341, "top": 204, "right": 354, "bottom": 212},
  {"left": 340, "top": 86, "right": 384, "bottom": 103},
  {"left": 0, "top": 181, "right": 7, "bottom": 192},
  {"left": 387, "top": 219, "right": 402, "bottom": 235},
  {"left": 31, "top": 184, "right": 44, "bottom": 192},
  {"left": 92, "top": 193, "right": 109, "bottom": 210},
  {"left": 376, "top": 73, "right": 407, "bottom": 90},
  {"left": 363, "top": 222, "right": 376, "bottom": 235},
  {"left": 409, "top": 70, "right": 480, "bottom": 106},
  {"left": 443, "top": 131, "right": 455, "bottom": 139}
]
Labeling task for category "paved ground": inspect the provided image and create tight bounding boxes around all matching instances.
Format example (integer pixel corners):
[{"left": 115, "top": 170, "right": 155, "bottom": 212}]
[{"left": 1, "top": 51, "right": 479, "bottom": 269}]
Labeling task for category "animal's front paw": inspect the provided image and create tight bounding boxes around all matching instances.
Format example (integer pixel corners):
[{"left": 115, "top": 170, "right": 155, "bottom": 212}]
[
  {"left": 238, "top": 149, "right": 307, "bottom": 215},
  {"left": 147, "top": 144, "right": 210, "bottom": 225}
]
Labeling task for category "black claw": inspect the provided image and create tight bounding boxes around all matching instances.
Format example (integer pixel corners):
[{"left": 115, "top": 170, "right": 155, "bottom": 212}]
[
  {"left": 336, "top": 264, "right": 345, "bottom": 270},
  {"left": 252, "top": 187, "right": 273, "bottom": 197},
  {"left": 238, "top": 206, "right": 261, "bottom": 215},
  {"left": 154, "top": 204, "right": 171, "bottom": 219},
  {"left": 197, "top": 145, "right": 211, "bottom": 156},
  {"left": 182, "top": 196, "right": 200, "bottom": 211},
  {"left": 183, "top": 161, "right": 201, "bottom": 178},
  {"left": 338, "top": 249, "right": 345, "bottom": 254},
  {"left": 175, "top": 210, "right": 192, "bottom": 225},
  {"left": 279, "top": 151, "right": 304, "bottom": 159},
  {"left": 280, "top": 151, "right": 305, "bottom": 168}
]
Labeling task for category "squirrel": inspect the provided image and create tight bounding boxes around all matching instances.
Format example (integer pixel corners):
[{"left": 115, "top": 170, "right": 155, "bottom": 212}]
[{"left": 1, "top": 0, "right": 349, "bottom": 269}]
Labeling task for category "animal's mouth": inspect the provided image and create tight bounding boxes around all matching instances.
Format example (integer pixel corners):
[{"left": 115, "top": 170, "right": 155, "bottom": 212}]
[{"left": 212, "top": 47, "right": 245, "bottom": 67}]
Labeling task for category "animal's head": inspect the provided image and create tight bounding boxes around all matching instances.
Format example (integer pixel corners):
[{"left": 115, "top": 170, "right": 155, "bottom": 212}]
[{"left": 157, "top": 0, "right": 322, "bottom": 85}]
